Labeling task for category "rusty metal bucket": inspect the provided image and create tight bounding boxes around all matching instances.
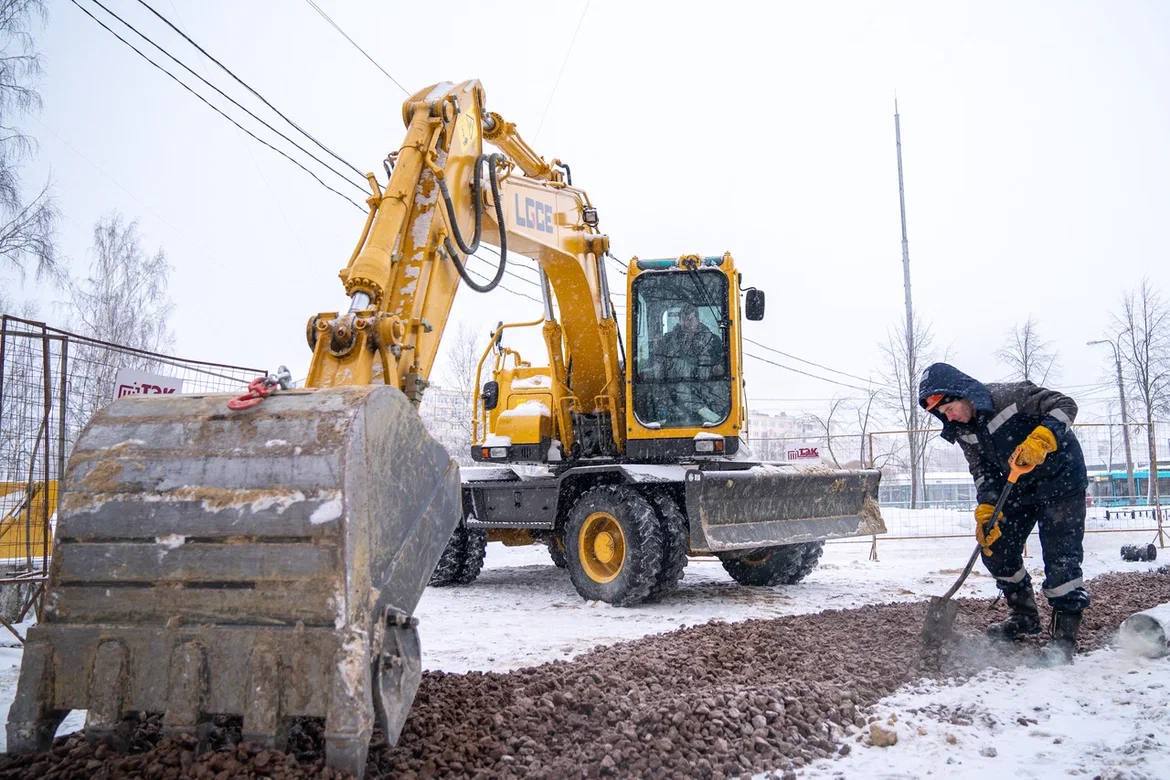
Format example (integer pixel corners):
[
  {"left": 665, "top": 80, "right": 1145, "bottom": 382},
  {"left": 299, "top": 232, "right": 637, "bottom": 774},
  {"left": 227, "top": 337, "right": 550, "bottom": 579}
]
[{"left": 6, "top": 386, "right": 461, "bottom": 776}]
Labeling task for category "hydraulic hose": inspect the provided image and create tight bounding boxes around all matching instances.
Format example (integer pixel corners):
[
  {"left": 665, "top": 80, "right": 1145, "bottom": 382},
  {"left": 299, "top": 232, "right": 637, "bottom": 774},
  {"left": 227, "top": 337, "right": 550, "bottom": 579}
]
[{"left": 439, "top": 153, "right": 509, "bottom": 293}]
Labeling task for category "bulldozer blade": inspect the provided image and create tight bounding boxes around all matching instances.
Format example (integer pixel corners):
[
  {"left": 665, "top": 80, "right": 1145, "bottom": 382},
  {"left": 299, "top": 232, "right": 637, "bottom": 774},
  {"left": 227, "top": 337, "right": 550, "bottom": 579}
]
[
  {"left": 5, "top": 386, "right": 461, "bottom": 777},
  {"left": 684, "top": 465, "right": 883, "bottom": 553}
]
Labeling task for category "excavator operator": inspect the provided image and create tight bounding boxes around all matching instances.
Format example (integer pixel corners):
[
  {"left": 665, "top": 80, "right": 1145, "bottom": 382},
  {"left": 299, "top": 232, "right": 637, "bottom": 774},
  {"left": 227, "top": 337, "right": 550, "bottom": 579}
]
[{"left": 655, "top": 302, "right": 728, "bottom": 425}]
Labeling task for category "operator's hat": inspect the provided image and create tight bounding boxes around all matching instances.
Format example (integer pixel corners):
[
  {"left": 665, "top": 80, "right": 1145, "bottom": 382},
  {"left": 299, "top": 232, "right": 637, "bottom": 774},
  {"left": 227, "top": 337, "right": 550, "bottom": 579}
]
[{"left": 922, "top": 393, "right": 959, "bottom": 411}]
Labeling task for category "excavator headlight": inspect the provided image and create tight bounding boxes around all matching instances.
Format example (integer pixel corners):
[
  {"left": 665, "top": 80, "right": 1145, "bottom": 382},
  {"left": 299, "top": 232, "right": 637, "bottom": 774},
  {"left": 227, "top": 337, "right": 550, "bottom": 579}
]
[
  {"left": 489, "top": 447, "right": 508, "bottom": 458},
  {"left": 695, "top": 439, "right": 725, "bottom": 454}
]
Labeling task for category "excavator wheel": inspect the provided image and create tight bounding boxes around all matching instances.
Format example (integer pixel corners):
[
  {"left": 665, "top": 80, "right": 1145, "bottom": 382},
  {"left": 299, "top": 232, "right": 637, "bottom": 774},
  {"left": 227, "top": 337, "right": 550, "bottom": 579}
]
[
  {"left": 718, "top": 541, "right": 824, "bottom": 586},
  {"left": 564, "top": 485, "right": 663, "bottom": 606},
  {"left": 645, "top": 491, "right": 689, "bottom": 602},
  {"left": 5, "top": 386, "right": 461, "bottom": 777},
  {"left": 547, "top": 533, "right": 568, "bottom": 569},
  {"left": 429, "top": 526, "right": 487, "bottom": 586}
]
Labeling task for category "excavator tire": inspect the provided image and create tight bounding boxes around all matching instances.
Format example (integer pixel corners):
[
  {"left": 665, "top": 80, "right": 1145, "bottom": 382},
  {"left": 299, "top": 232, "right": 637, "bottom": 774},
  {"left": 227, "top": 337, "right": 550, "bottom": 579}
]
[
  {"left": 718, "top": 541, "right": 825, "bottom": 586},
  {"left": 646, "top": 491, "right": 689, "bottom": 602},
  {"left": 564, "top": 485, "right": 663, "bottom": 606},
  {"left": 547, "top": 533, "right": 568, "bottom": 568},
  {"left": 5, "top": 386, "right": 461, "bottom": 778},
  {"left": 429, "top": 526, "right": 487, "bottom": 586}
]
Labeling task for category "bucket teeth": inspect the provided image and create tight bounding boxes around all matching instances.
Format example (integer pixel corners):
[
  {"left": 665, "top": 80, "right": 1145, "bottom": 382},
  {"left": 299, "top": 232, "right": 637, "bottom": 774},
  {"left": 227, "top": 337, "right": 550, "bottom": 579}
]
[
  {"left": 242, "top": 642, "right": 285, "bottom": 750},
  {"left": 5, "top": 641, "right": 64, "bottom": 753},
  {"left": 162, "top": 641, "right": 208, "bottom": 739},
  {"left": 84, "top": 640, "right": 130, "bottom": 745}
]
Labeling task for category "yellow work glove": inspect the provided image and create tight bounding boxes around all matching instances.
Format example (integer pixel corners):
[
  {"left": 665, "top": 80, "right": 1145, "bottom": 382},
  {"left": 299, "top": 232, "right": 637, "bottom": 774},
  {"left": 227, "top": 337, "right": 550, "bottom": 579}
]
[
  {"left": 974, "top": 502, "right": 1001, "bottom": 556},
  {"left": 1014, "top": 425, "right": 1057, "bottom": 467}
]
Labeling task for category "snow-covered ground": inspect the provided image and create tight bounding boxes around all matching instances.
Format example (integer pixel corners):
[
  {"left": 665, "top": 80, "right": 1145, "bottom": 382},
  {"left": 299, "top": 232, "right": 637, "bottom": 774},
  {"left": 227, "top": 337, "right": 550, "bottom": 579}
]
[
  {"left": 803, "top": 643, "right": 1170, "bottom": 779},
  {"left": 0, "top": 516, "right": 1165, "bottom": 776},
  {"left": 415, "top": 519, "right": 1164, "bottom": 673}
]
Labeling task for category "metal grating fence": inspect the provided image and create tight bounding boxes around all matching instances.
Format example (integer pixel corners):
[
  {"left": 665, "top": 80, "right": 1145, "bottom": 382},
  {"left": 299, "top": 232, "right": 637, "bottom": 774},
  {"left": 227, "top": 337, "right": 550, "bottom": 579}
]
[
  {"left": 746, "top": 421, "right": 1168, "bottom": 557},
  {"left": 0, "top": 315, "right": 264, "bottom": 608}
]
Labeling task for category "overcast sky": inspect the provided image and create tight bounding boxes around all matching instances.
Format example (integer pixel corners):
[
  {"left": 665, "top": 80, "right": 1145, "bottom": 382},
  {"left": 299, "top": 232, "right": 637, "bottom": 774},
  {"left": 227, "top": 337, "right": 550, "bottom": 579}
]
[{"left": 8, "top": 0, "right": 1170, "bottom": 422}]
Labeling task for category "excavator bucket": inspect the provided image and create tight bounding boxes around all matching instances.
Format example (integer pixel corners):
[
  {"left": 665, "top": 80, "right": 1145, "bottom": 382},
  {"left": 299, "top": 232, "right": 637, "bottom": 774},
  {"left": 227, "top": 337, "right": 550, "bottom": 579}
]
[
  {"left": 5, "top": 385, "right": 460, "bottom": 776},
  {"left": 685, "top": 465, "right": 884, "bottom": 551}
]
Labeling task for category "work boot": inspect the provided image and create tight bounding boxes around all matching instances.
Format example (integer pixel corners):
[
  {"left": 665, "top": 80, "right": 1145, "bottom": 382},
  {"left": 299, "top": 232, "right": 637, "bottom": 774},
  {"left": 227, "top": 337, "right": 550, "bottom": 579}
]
[
  {"left": 1046, "top": 610, "right": 1083, "bottom": 664},
  {"left": 986, "top": 589, "right": 1042, "bottom": 641}
]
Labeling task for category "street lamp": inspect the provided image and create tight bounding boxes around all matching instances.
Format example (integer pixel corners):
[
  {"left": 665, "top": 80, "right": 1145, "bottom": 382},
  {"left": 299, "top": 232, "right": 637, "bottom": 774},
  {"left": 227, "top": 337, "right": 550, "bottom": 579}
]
[{"left": 1088, "top": 338, "right": 1137, "bottom": 501}]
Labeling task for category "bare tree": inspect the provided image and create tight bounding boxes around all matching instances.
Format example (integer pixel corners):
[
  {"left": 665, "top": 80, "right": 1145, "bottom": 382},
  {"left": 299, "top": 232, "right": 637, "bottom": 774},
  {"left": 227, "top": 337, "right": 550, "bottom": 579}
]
[
  {"left": 854, "top": 387, "right": 880, "bottom": 467},
  {"left": 996, "top": 316, "right": 1058, "bottom": 383},
  {"left": 66, "top": 214, "right": 173, "bottom": 426},
  {"left": 0, "top": 0, "right": 57, "bottom": 281},
  {"left": 878, "top": 318, "right": 934, "bottom": 507},
  {"left": 811, "top": 397, "right": 846, "bottom": 467},
  {"left": 440, "top": 322, "right": 485, "bottom": 445},
  {"left": 1115, "top": 280, "right": 1169, "bottom": 507}
]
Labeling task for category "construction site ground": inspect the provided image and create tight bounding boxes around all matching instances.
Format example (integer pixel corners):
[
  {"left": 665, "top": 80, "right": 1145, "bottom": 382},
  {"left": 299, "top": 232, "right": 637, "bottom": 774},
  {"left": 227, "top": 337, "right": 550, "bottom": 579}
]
[{"left": 0, "top": 515, "right": 1167, "bottom": 778}]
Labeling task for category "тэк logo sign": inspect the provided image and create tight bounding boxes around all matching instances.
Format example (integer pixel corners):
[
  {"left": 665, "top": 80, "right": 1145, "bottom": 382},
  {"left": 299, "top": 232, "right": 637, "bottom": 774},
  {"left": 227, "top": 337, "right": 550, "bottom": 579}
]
[{"left": 117, "top": 382, "right": 178, "bottom": 398}]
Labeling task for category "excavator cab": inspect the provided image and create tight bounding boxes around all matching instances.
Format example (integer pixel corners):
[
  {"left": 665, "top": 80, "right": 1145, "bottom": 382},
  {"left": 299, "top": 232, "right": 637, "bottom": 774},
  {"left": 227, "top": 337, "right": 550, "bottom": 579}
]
[{"left": 628, "top": 255, "right": 736, "bottom": 451}]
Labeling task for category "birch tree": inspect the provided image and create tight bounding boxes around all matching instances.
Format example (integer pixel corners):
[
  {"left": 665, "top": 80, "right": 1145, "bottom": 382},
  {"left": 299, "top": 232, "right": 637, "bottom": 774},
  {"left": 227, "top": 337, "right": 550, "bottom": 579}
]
[
  {"left": 997, "top": 316, "right": 1058, "bottom": 383},
  {"left": 0, "top": 0, "right": 57, "bottom": 280},
  {"left": 66, "top": 214, "right": 173, "bottom": 428},
  {"left": 878, "top": 318, "right": 934, "bottom": 507},
  {"left": 1114, "top": 280, "right": 1169, "bottom": 504}
]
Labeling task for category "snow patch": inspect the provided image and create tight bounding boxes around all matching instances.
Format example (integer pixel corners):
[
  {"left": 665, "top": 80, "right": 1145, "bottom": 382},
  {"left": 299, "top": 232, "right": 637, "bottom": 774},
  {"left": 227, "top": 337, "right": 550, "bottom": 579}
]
[
  {"left": 246, "top": 491, "right": 307, "bottom": 514},
  {"left": 310, "top": 496, "right": 344, "bottom": 525},
  {"left": 106, "top": 439, "right": 147, "bottom": 450},
  {"left": 500, "top": 401, "right": 551, "bottom": 418},
  {"left": 481, "top": 433, "right": 512, "bottom": 447},
  {"left": 156, "top": 534, "right": 185, "bottom": 549},
  {"left": 510, "top": 375, "right": 552, "bottom": 389},
  {"left": 264, "top": 439, "right": 289, "bottom": 448}
]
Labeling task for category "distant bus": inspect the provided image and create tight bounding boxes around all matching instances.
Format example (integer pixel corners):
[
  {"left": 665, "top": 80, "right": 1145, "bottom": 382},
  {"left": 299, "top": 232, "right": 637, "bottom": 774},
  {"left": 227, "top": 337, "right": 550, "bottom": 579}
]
[
  {"left": 878, "top": 472, "right": 978, "bottom": 509},
  {"left": 1087, "top": 466, "right": 1170, "bottom": 506}
]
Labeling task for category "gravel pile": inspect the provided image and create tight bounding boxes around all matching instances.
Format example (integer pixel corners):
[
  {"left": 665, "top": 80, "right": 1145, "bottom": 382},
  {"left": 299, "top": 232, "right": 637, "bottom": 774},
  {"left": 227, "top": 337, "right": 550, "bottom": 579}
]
[{"left": 3, "top": 567, "right": 1167, "bottom": 779}]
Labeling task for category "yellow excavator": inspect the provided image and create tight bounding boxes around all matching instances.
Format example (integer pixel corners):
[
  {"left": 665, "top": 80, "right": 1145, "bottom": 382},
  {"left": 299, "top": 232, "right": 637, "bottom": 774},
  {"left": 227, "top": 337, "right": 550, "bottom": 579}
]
[{"left": 7, "top": 81, "right": 882, "bottom": 775}]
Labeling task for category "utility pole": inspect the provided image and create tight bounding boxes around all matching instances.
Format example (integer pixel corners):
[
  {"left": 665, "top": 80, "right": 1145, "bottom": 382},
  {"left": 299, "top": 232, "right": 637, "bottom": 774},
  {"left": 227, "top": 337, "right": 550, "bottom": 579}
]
[
  {"left": 1088, "top": 338, "right": 1137, "bottom": 500},
  {"left": 894, "top": 99, "right": 921, "bottom": 507}
]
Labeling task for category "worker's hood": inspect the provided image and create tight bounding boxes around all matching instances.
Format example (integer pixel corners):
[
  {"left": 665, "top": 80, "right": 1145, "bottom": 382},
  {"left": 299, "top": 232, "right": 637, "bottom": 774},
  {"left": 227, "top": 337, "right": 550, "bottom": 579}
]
[{"left": 917, "top": 362, "right": 995, "bottom": 437}]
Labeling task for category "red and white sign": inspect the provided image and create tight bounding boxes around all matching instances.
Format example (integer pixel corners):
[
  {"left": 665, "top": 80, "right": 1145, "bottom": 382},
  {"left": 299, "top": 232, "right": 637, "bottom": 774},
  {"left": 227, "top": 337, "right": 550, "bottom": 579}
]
[
  {"left": 784, "top": 445, "right": 822, "bottom": 462},
  {"left": 113, "top": 368, "right": 183, "bottom": 399}
]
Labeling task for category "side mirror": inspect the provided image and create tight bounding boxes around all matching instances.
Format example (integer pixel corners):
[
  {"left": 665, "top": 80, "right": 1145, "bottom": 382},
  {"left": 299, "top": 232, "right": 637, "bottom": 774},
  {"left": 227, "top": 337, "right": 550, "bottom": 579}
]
[
  {"left": 745, "top": 288, "right": 765, "bottom": 321},
  {"left": 482, "top": 381, "right": 500, "bottom": 411}
]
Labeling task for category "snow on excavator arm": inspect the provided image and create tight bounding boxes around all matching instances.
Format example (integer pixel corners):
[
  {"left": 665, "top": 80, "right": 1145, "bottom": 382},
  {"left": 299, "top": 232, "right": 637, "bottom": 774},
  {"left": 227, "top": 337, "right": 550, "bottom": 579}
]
[{"left": 305, "top": 80, "right": 623, "bottom": 456}]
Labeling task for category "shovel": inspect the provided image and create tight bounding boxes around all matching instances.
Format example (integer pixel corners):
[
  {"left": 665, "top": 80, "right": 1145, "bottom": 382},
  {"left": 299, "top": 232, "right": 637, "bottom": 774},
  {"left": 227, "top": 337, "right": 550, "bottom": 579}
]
[{"left": 920, "top": 450, "right": 1034, "bottom": 654}]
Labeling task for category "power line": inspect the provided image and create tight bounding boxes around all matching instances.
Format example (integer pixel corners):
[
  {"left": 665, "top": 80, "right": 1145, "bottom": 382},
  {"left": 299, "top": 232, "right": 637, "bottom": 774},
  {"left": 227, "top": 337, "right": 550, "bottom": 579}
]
[
  {"left": 462, "top": 245, "right": 544, "bottom": 292},
  {"left": 743, "top": 336, "right": 877, "bottom": 385},
  {"left": 302, "top": 0, "right": 410, "bottom": 96},
  {"left": 87, "top": 0, "right": 368, "bottom": 196},
  {"left": 464, "top": 256, "right": 543, "bottom": 305},
  {"left": 534, "top": 0, "right": 590, "bottom": 141},
  {"left": 69, "top": 0, "right": 366, "bottom": 212},
  {"left": 743, "top": 351, "right": 877, "bottom": 393},
  {"left": 134, "top": 0, "right": 367, "bottom": 181}
]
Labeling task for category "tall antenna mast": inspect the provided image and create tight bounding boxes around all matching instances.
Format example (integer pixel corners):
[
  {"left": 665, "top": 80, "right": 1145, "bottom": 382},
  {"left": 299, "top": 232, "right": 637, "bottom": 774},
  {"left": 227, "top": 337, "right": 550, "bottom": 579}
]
[
  {"left": 895, "top": 98, "right": 915, "bottom": 385},
  {"left": 894, "top": 97, "right": 922, "bottom": 506}
]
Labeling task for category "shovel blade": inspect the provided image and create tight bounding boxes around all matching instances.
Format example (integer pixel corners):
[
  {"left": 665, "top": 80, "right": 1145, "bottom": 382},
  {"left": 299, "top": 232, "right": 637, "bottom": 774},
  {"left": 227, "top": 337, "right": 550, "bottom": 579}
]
[{"left": 921, "top": 596, "right": 959, "bottom": 649}]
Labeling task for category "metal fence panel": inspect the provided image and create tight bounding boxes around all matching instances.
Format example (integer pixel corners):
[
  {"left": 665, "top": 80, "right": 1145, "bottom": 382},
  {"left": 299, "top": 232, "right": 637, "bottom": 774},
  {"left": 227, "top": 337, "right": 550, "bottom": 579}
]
[{"left": 0, "top": 315, "right": 264, "bottom": 584}]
